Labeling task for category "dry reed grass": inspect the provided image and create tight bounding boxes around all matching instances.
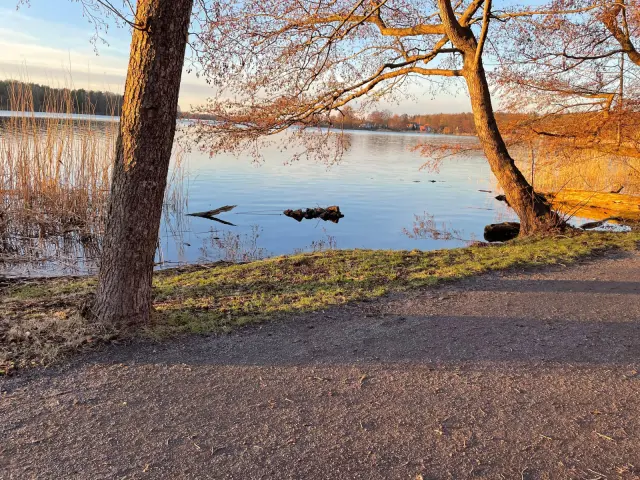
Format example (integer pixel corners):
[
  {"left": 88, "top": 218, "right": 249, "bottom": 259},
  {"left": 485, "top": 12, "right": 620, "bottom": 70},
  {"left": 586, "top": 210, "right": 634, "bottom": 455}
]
[
  {"left": 0, "top": 80, "right": 117, "bottom": 268},
  {"left": 513, "top": 143, "right": 640, "bottom": 195},
  {"left": 0, "top": 79, "right": 187, "bottom": 272}
]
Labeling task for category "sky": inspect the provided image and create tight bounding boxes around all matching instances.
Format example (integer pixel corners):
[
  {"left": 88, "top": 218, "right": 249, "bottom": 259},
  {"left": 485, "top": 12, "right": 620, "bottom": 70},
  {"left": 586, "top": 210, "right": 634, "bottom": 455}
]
[{"left": 0, "top": 1, "right": 473, "bottom": 114}]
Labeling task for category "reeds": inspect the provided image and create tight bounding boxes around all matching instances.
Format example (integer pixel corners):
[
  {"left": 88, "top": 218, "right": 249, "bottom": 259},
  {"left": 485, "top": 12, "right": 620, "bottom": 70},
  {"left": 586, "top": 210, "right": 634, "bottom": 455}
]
[
  {"left": 513, "top": 142, "right": 640, "bottom": 195},
  {"left": 0, "top": 80, "right": 117, "bottom": 270},
  {"left": 0, "top": 79, "right": 189, "bottom": 273},
  {"left": 1, "top": 80, "right": 116, "bottom": 215}
]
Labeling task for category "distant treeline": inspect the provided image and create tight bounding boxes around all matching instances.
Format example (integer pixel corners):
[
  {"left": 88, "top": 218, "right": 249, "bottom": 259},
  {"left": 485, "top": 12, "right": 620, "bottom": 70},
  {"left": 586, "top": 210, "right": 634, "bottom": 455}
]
[
  {"left": 323, "top": 109, "right": 534, "bottom": 135},
  {"left": 327, "top": 108, "right": 480, "bottom": 135},
  {"left": 0, "top": 80, "right": 123, "bottom": 116},
  {"left": 178, "top": 109, "right": 501, "bottom": 135},
  {"left": 177, "top": 111, "right": 219, "bottom": 121}
]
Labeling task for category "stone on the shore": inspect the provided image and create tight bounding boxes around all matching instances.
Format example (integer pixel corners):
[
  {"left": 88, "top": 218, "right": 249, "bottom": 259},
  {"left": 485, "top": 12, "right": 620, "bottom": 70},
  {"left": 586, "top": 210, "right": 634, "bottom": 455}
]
[{"left": 484, "top": 222, "right": 520, "bottom": 242}]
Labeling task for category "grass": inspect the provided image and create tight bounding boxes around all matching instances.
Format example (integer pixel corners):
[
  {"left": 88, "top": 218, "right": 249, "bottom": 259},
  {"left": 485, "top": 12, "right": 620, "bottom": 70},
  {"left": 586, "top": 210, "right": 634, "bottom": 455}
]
[
  {"left": 544, "top": 189, "right": 640, "bottom": 222},
  {"left": 1, "top": 231, "right": 639, "bottom": 375}
]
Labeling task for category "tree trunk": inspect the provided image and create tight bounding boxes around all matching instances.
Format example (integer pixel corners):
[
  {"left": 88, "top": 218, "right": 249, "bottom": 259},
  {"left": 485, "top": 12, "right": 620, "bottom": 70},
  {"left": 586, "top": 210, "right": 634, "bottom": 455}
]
[
  {"left": 436, "top": 0, "right": 560, "bottom": 235},
  {"left": 93, "top": 0, "right": 193, "bottom": 326},
  {"left": 463, "top": 56, "right": 560, "bottom": 234}
]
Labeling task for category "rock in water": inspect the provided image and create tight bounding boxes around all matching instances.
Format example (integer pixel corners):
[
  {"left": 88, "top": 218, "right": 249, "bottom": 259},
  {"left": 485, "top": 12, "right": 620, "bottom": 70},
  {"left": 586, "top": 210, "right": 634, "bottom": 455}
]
[
  {"left": 484, "top": 222, "right": 520, "bottom": 242},
  {"left": 579, "top": 216, "right": 623, "bottom": 230},
  {"left": 494, "top": 194, "right": 509, "bottom": 205}
]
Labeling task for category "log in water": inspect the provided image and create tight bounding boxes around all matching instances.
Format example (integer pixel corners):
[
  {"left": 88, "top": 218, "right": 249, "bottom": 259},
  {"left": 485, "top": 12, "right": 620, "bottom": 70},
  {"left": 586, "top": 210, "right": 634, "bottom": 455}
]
[
  {"left": 284, "top": 206, "right": 344, "bottom": 223},
  {"left": 187, "top": 205, "right": 237, "bottom": 226},
  {"left": 543, "top": 190, "right": 640, "bottom": 222}
]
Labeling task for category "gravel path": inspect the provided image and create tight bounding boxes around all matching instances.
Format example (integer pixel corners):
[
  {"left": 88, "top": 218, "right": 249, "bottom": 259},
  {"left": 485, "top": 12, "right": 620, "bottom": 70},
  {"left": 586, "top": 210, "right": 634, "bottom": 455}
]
[{"left": 2, "top": 250, "right": 640, "bottom": 479}]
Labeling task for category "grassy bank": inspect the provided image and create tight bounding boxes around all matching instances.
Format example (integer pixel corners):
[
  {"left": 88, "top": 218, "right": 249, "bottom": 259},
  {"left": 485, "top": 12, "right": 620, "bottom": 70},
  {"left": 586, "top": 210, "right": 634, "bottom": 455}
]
[{"left": 2, "top": 231, "right": 639, "bottom": 374}]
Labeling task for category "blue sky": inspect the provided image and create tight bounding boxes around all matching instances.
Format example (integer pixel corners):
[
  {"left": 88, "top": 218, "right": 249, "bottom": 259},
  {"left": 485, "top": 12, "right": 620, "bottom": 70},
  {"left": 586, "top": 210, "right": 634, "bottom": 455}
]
[{"left": 0, "top": 0, "right": 472, "bottom": 113}]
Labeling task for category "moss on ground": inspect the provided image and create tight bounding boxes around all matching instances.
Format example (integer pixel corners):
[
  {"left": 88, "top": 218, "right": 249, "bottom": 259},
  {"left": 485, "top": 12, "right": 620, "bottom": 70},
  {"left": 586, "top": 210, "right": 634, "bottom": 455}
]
[{"left": 2, "top": 231, "right": 639, "bottom": 374}]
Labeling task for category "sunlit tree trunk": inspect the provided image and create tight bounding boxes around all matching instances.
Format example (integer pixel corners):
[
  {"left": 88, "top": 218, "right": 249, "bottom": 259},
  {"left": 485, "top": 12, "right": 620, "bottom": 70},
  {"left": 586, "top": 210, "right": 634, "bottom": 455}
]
[
  {"left": 437, "top": 0, "right": 559, "bottom": 235},
  {"left": 93, "top": 0, "right": 193, "bottom": 326},
  {"left": 464, "top": 57, "right": 559, "bottom": 234}
]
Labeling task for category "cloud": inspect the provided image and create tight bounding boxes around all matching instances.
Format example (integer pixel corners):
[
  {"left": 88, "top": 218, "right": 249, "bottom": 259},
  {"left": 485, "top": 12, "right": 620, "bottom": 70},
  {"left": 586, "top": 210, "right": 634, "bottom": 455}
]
[
  {"left": 0, "top": 6, "right": 128, "bottom": 91},
  {"left": 0, "top": 6, "right": 471, "bottom": 114},
  {"left": 0, "top": 27, "right": 38, "bottom": 43}
]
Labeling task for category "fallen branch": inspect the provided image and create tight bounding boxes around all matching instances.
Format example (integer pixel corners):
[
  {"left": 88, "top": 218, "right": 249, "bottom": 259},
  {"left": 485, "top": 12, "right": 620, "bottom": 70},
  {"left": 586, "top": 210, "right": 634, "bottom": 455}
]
[{"left": 187, "top": 205, "right": 237, "bottom": 226}]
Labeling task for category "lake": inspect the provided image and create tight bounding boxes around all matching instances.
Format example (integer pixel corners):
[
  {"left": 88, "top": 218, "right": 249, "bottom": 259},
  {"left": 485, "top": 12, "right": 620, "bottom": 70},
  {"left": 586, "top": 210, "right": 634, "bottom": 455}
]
[
  {"left": 157, "top": 130, "right": 512, "bottom": 264},
  {"left": 1, "top": 122, "right": 518, "bottom": 277}
]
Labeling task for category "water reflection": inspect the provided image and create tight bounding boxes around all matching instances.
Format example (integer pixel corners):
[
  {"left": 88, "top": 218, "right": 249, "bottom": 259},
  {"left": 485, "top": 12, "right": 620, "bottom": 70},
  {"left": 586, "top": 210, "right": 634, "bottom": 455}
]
[
  {"left": 199, "top": 225, "right": 268, "bottom": 263},
  {"left": 295, "top": 228, "right": 338, "bottom": 253},
  {"left": 403, "top": 212, "right": 471, "bottom": 243},
  {"left": 195, "top": 224, "right": 339, "bottom": 263}
]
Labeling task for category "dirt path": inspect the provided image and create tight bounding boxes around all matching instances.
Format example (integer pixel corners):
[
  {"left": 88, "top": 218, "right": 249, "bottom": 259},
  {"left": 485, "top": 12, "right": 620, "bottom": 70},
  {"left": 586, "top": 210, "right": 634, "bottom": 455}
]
[{"left": 2, "top": 250, "right": 640, "bottom": 479}]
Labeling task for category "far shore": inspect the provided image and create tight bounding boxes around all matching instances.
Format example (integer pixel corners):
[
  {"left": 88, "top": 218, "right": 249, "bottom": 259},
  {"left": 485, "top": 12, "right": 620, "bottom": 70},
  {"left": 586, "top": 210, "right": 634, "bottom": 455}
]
[{"left": 0, "top": 110, "right": 478, "bottom": 136}]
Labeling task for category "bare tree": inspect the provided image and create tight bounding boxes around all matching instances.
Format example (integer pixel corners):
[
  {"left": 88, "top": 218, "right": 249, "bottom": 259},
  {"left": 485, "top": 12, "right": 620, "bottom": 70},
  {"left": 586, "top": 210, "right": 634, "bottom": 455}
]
[
  {"left": 192, "top": 0, "right": 563, "bottom": 234},
  {"left": 17, "top": 0, "right": 195, "bottom": 325},
  {"left": 88, "top": 0, "right": 194, "bottom": 326},
  {"left": 493, "top": 1, "right": 640, "bottom": 160}
]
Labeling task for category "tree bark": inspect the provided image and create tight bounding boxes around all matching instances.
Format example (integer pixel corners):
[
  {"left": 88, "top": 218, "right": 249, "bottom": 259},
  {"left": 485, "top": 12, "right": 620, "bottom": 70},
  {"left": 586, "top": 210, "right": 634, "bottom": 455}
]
[
  {"left": 93, "top": 0, "right": 193, "bottom": 326},
  {"left": 463, "top": 56, "right": 560, "bottom": 234},
  {"left": 437, "top": 0, "right": 560, "bottom": 235}
]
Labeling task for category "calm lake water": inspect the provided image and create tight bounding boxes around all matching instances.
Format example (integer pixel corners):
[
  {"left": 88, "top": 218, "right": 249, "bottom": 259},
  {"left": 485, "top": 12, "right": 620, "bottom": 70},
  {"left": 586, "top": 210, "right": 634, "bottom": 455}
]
[
  {"left": 157, "top": 130, "right": 513, "bottom": 266},
  {"left": 2, "top": 118, "right": 521, "bottom": 276}
]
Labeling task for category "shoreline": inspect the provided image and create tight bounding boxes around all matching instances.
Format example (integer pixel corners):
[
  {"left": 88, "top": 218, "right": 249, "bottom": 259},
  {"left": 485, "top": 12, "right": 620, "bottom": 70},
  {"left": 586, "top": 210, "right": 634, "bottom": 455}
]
[{"left": 2, "top": 230, "right": 639, "bottom": 375}]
